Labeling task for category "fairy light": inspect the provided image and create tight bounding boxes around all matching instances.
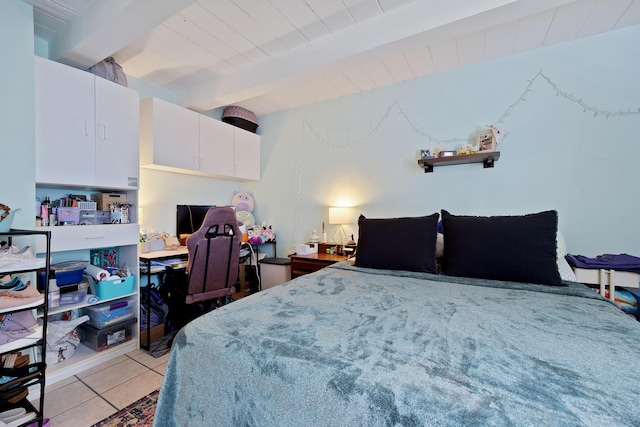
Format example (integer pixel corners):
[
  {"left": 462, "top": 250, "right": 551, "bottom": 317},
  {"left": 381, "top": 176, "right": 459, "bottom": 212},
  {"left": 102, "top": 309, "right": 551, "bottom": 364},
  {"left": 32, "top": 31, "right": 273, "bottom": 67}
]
[{"left": 288, "top": 69, "right": 640, "bottom": 250}]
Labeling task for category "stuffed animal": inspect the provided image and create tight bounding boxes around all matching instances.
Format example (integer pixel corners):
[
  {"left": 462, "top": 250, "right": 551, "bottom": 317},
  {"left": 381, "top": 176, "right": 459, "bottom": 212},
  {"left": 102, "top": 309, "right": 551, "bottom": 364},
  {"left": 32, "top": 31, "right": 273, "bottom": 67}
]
[
  {"left": 231, "top": 191, "right": 256, "bottom": 227},
  {"left": 247, "top": 224, "right": 265, "bottom": 244},
  {"left": 262, "top": 225, "right": 276, "bottom": 242},
  {"left": 236, "top": 210, "right": 255, "bottom": 227},
  {"left": 231, "top": 191, "right": 254, "bottom": 212}
]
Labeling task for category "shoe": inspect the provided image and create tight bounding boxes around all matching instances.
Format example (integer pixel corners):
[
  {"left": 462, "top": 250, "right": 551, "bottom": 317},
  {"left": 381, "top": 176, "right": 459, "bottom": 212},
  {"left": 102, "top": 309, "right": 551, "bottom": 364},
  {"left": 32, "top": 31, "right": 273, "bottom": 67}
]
[
  {"left": 0, "top": 277, "right": 27, "bottom": 291},
  {"left": 0, "top": 283, "right": 43, "bottom": 311},
  {"left": 0, "top": 246, "right": 44, "bottom": 272},
  {"left": 1, "top": 354, "right": 29, "bottom": 369},
  {"left": 0, "top": 408, "right": 37, "bottom": 427}
]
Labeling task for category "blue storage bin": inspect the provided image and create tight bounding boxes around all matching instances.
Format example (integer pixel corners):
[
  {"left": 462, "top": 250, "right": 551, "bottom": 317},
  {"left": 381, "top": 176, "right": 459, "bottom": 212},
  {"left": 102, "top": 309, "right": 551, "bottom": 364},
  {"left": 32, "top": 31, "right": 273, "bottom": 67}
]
[{"left": 81, "top": 296, "right": 135, "bottom": 328}]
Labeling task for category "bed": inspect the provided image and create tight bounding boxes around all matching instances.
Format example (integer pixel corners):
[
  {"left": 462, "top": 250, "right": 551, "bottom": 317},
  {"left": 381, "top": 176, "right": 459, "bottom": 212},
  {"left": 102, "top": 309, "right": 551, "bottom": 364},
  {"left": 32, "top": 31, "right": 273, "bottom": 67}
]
[{"left": 154, "top": 211, "right": 640, "bottom": 426}]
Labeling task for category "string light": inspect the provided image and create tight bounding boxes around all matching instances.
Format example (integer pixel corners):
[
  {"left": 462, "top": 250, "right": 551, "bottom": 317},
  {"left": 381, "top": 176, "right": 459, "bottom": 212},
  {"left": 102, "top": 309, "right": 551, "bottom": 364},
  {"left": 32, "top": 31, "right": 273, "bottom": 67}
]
[{"left": 288, "top": 69, "right": 640, "bottom": 251}]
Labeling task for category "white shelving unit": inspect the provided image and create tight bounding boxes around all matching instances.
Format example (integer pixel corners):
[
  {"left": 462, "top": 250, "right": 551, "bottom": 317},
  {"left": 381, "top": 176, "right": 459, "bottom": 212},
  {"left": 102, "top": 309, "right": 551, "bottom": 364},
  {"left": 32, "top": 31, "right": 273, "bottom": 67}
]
[
  {"left": 0, "top": 229, "right": 51, "bottom": 426},
  {"left": 34, "top": 56, "right": 141, "bottom": 387}
]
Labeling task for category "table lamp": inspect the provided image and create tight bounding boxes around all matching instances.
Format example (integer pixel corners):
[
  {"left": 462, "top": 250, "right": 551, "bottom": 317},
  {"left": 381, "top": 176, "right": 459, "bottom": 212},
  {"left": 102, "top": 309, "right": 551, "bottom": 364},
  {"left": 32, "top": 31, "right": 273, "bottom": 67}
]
[{"left": 329, "top": 207, "right": 353, "bottom": 245}]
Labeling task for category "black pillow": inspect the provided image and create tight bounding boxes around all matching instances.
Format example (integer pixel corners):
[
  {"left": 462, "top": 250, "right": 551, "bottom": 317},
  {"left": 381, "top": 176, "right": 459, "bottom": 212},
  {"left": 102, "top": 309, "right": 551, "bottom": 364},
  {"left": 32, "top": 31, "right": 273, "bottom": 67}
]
[
  {"left": 355, "top": 213, "right": 439, "bottom": 273},
  {"left": 441, "top": 210, "right": 561, "bottom": 285}
]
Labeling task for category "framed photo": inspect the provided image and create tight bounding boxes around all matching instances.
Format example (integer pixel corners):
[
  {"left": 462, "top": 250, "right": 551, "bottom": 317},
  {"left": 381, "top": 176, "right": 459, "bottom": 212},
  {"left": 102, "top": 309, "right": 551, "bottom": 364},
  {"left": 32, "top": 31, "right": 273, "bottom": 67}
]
[
  {"left": 476, "top": 129, "right": 496, "bottom": 152},
  {"left": 420, "top": 149, "right": 432, "bottom": 159}
]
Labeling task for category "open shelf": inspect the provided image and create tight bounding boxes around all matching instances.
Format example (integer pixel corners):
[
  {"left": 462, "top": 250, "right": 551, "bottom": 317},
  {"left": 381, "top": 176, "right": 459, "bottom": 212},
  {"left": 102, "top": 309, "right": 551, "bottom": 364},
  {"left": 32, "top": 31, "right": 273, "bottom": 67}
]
[{"left": 418, "top": 151, "right": 500, "bottom": 173}]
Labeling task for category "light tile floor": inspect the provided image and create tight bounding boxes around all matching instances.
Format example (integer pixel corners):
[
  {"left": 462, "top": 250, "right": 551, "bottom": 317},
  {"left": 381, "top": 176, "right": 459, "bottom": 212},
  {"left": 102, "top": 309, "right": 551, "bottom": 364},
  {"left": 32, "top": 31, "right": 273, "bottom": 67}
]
[{"left": 32, "top": 349, "right": 169, "bottom": 426}]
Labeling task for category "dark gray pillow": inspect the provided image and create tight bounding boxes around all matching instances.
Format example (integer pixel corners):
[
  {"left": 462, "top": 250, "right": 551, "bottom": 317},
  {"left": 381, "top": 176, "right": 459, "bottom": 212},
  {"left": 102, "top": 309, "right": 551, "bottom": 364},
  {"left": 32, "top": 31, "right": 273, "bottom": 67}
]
[
  {"left": 355, "top": 213, "right": 439, "bottom": 273},
  {"left": 441, "top": 210, "right": 561, "bottom": 285}
]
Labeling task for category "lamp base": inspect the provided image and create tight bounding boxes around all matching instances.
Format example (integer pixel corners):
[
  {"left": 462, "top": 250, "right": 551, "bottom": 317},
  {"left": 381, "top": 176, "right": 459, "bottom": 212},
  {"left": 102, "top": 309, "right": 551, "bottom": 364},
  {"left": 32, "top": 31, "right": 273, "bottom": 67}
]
[{"left": 332, "top": 225, "right": 349, "bottom": 245}]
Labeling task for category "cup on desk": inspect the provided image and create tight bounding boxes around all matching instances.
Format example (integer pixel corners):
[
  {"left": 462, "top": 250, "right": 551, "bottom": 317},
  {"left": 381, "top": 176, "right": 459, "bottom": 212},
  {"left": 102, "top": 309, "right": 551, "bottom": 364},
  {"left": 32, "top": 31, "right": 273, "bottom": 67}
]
[{"left": 140, "top": 241, "right": 151, "bottom": 253}]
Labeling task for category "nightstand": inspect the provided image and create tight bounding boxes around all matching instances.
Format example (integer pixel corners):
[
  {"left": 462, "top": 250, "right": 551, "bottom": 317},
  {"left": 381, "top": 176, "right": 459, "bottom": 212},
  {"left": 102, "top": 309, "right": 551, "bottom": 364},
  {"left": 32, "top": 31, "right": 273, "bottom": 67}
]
[{"left": 288, "top": 252, "right": 349, "bottom": 278}]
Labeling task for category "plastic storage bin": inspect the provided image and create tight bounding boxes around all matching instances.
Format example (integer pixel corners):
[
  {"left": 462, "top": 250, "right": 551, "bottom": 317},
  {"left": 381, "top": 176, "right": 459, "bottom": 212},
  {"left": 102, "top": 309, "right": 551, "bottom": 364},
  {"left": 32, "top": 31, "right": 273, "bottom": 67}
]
[
  {"left": 258, "top": 257, "right": 291, "bottom": 290},
  {"left": 59, "top": 281, "right": 89, "bottom": 306},
  {"left": 79, "top": 318, "right": 136, "bottom": 352},
  {"left": 90, "top": 275, "right": 135, "bottom": 300},
  {"left": 81, "top": 297, "right": 135, "bottom": 328}
]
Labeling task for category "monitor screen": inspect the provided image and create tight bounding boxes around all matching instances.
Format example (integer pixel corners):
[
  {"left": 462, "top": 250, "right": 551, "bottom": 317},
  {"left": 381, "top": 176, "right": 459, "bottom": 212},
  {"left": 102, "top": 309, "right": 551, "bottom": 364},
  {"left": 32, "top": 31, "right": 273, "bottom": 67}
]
[{"left": 176, "top": 205, "right": 214, "bottom": 237}]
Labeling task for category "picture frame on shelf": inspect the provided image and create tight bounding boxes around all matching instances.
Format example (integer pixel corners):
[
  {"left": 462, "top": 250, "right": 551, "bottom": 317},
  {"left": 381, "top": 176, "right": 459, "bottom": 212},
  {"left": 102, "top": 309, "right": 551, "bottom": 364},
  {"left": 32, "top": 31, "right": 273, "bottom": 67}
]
[{"left": 476, "top": 129, "right": 496, "bottom": 152}]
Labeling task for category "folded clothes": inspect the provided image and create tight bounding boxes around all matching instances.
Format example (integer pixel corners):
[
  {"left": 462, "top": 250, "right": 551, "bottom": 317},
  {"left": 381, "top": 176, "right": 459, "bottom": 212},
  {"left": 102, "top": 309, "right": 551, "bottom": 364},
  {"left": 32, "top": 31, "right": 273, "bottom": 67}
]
[{"left": 565, "top": 253, "right": 640, "bottom": 271}]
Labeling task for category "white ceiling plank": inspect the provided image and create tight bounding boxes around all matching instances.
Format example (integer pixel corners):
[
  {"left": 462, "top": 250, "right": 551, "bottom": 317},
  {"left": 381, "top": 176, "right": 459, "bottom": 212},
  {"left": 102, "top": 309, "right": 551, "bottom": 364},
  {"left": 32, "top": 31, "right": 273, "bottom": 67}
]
[
  {"left": 163, "top": 14, "right": 245, "bottom": 68},
  {"left": 457, "top": 30, "right": 486, "bottom": 67},
  {"left": 304, "top": 0, "right": 354, "bottom": 33},
  {"left": 232, "top": 0, "right": 307, "bottom": 48},
  {"left": 382, "top": 53, "right": 415, "bottom": 82},
  {"left": 174, "top": 5, "right": 254, "bottom": 64},
  {"left": 544, "top": 0, "right": 597, "bottom": 46},
  {"left": 341, "top": 66, "right": 377, "bottom": 92},
  {"left": 199, "top": 0, "right": 288, "bottom": 55},
  {"left": 402, "top": 46, "right": 436, "bottom": 78},
  {"left": 268, "top": 0, "right": 331, "bottom": 40},
  {"left": 485, "top": 20, "right": 519, "bottom": 59},
  {"left": 615, "top": 0, "right": 640, "bottom": 28},
  {"left": 49, "top": 0, "right": 199, "bottom": 68},
  {"left": 361, "top": 60, "right": 396, "bottom": 87},
  {"left": 324, "top": 72, "right": 361, "bottom": 94},
  {"left": 378, "top": 0, "right": 415, "bottom": 13},
  {"left": 578, "top": 0, "right": 634, "bottom": 37},
  {"left": 429, "top": 38, "right": 459, "bottom": 73},
  {"left": 342, "top": 0, "right": 383, "bottom": 22},
  {"left": 512, "top": 9, "right": 555, "bottom": 53}
]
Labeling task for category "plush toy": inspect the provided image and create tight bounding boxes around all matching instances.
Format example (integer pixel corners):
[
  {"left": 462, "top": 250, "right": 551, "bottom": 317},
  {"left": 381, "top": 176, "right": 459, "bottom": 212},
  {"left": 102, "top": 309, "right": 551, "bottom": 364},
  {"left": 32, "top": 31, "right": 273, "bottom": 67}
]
[
  {"left": 247, "top": 224, "right": 265, "bottom": 244},
  {"left": 262, "top": 225, "right": 276, "bottom": 242},
  {"left": 231, "top": 191, "right": 256, "bottom": 227},
  {"left": 231, "top": 191, "right": 254, "bottom": 212},
  {"left": 236, "top": 210, "right": 255, "bottom": 227}
]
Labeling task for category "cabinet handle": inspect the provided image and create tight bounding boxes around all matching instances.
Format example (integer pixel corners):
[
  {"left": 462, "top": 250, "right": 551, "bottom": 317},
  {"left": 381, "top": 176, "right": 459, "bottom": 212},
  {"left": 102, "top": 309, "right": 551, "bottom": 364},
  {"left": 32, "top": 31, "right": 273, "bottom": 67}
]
[
  {"left": 84, "top": 236, "right": 105, "bottom": 240},
  {"left": 98, "top": 124, "right": 106, "bottom": 140},
  {"left": 84, "top": 120, "right": 88, "bottom": 136}
]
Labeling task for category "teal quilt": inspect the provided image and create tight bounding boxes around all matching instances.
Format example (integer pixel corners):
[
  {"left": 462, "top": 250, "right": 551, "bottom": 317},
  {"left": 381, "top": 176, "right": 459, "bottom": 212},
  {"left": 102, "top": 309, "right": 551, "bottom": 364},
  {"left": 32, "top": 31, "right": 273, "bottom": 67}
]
[{"left": 154, "top": 261, "right": 640, "bottom": 426}]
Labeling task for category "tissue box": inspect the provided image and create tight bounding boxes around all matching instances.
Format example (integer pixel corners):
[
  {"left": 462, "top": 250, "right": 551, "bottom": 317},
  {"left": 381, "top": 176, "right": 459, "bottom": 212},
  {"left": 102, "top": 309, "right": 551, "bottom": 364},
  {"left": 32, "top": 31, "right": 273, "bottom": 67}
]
[{"left": 296, "top": 243, "right": 318, "bottom": 255}]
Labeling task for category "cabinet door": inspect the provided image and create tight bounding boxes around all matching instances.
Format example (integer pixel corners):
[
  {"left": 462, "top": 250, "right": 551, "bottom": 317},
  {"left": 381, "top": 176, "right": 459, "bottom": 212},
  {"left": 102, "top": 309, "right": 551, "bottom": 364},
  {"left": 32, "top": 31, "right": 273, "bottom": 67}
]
[
  {"left": 142, "top": 98, "right": 199, "bottom": 171},
  {"left": 233, "top": 128, "right": 260, "bottom": 181},
  {"left": 35, "top": 56, "right": 95, "bottom": 185},
  {"left": 199, "top": 115, "right": 234, "bottom": 176},
  {"left": 94, "top": 77, "right": 140, "bottom": 188}
]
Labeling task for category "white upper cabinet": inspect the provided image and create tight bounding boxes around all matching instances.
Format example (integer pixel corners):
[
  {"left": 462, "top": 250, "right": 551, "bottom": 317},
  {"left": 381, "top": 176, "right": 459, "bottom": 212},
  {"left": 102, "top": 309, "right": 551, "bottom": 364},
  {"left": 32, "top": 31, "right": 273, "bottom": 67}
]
[
  {"left": 140, "top": 97, "right": 260, "bottom": 181},
  {"left": 233, "top": 127, "right": 260, "bottom": 181},
  {"left": 35, "top": 56, "right": 95, "bottom": 185},
  {"left": 34, "top": 56, "right": 140, "bottom": 189},
  {"left": 140, "top": 97, "right": 199, "bottom": 172},
  {"left": 94, "top": 77, "right": 140, "bottom": 188},
  {"left": 199, "top": 114, "right": 234, "bottom": 176}
]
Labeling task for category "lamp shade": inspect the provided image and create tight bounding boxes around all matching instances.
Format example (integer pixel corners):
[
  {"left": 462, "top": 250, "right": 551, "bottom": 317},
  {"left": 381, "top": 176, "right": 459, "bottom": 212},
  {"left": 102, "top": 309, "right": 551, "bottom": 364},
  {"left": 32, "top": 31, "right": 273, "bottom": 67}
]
[{"left": 329, "top": 207, "right": 353, "bottom": 225}]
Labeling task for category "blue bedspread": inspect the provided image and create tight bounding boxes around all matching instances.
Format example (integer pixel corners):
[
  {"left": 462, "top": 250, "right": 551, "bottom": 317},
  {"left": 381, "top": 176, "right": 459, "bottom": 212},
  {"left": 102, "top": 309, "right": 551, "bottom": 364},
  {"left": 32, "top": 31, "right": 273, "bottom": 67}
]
[{"left": 154, "top": 261, "right": 640, "bottom": 426}]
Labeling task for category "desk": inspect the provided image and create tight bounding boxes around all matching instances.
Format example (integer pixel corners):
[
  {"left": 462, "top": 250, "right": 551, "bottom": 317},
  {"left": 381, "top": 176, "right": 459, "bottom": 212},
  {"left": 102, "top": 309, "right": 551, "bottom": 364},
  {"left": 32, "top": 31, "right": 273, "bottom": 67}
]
[
  {"left": 139, "top": 246, "right": 255, "bottom": 351},
  {"left": 139, "top": 247, "right": 189, "bottom": 351},
  {"left": 289, "top": 252, "right": 349, "bottom": 278}
]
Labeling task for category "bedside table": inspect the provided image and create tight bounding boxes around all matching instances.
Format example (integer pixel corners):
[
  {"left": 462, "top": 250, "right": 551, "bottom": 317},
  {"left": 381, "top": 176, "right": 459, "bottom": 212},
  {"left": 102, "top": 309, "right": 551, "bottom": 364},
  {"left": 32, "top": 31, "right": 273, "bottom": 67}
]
[{"left": 288, "top": 252, "right": 349, "bottom": 278}]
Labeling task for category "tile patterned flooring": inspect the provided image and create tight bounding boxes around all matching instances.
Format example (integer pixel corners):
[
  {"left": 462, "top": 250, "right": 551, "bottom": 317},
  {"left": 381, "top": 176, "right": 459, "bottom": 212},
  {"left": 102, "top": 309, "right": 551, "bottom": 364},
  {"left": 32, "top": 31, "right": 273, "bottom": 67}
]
[{"left": 32, "top": 349, "right": 168, "bottom": 426}]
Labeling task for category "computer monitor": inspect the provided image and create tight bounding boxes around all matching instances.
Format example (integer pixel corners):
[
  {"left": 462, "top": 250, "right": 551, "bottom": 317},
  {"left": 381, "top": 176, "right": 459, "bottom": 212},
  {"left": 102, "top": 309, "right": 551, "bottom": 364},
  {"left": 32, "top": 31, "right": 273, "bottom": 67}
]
[{"left": 176, "top": 205, "right": 214, "bottom": 237}]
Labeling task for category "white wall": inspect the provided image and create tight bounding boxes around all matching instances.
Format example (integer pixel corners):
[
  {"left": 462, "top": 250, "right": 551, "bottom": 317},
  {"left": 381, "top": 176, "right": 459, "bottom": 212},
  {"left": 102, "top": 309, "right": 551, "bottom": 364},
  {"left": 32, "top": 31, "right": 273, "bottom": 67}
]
[
  {"left": 254, "top": 25, "right": 640, "bottom": 257},
  {"left": 0, "top": 0, "right": 35, "bottom": 230}
]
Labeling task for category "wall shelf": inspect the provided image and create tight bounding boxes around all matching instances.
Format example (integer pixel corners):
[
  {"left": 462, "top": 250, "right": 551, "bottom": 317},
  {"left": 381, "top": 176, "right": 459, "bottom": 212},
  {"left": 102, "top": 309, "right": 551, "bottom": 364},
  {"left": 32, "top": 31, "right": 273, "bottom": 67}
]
[{"left": 418, "top": 151, "right": 500, "bottom": 173}]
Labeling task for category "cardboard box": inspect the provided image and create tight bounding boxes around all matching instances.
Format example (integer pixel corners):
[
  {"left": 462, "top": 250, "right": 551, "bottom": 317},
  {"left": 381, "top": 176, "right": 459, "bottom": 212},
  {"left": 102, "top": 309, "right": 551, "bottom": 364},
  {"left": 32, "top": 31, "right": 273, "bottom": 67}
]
[
  {"left": 92, "top": 193, "right": 127, "bottom": 210},
  {"left": 140, "top": 323, "right": 165, "bottom": 346}
]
